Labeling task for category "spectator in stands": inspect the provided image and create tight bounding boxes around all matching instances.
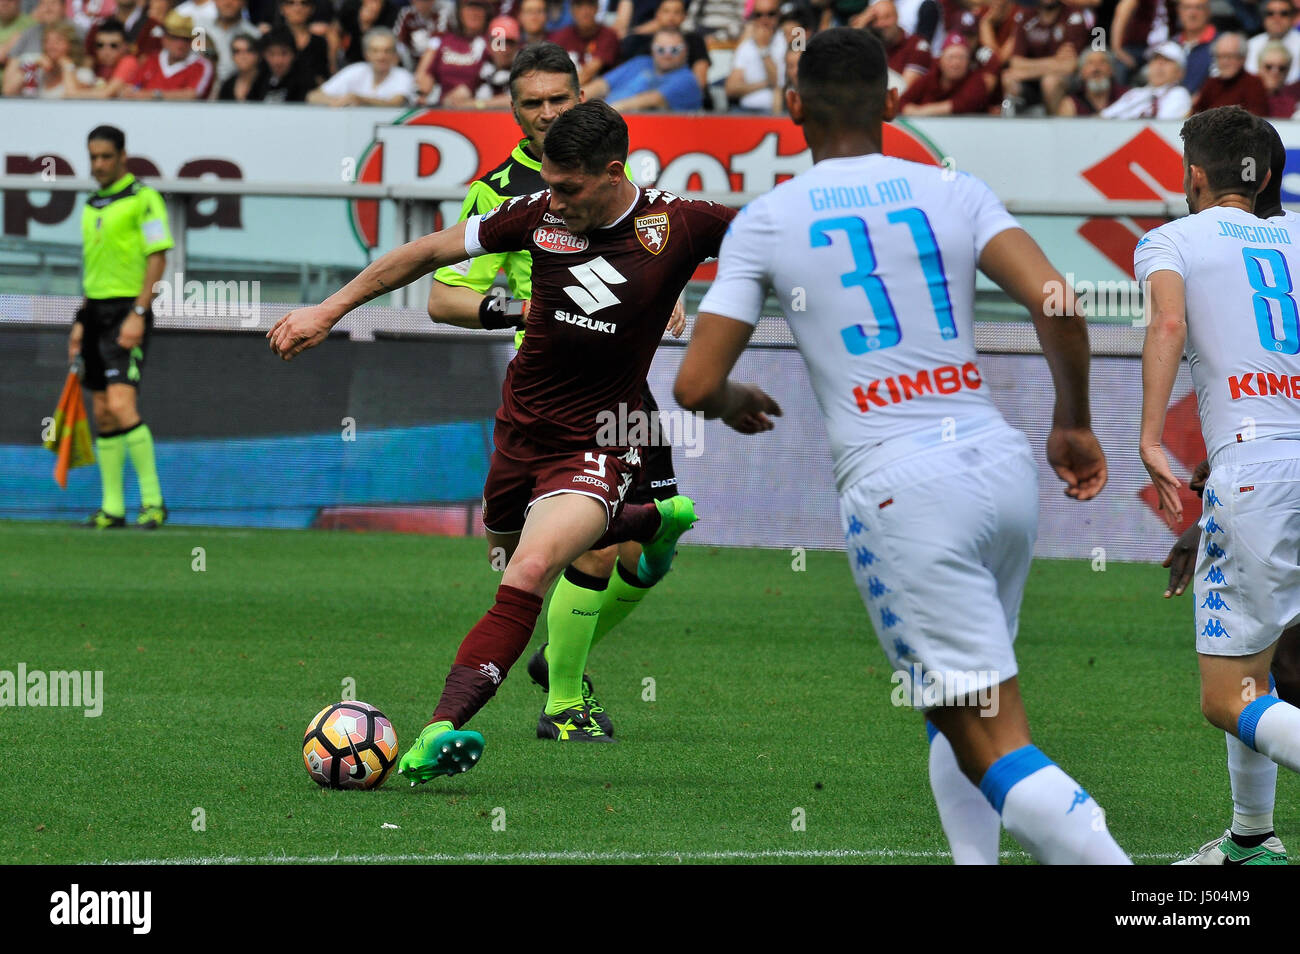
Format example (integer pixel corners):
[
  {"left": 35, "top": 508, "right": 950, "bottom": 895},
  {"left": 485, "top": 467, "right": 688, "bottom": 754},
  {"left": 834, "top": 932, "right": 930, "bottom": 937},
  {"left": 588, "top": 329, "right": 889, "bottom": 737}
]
[
  {"left": 1111, "top": 0, "right": 1174, "bottom": 86},
  {"left": 416, "top": 0, "right": 490, "bottom": 103},
  {"left": 891, "top": 0, "right": 938, "bottom": 42},
  {"left": 940, "top": 0, "right": 982, "bottom": 47},
  {"left": 68, "top": 0, "right": 117, "bottom": 37},
  {"left": 622, "top": 0, "right": 708, "bottom": 90},
  {"left": 84, "top": 0, "right": 162, "bottom": 59},
  {"left": 124, "top": 10, "right": 213, "bottom": 95},
  {"left": 0, "top": 0, "right": 34, "bottom": 67},
  {"left": 613, "top": 0, "right": 657, "bottom": 38},
  {"left": 278, "top": 0, "right": 331, "bottom": 87},
  {"left": 550, "top": 0, "right": 619, "bottom": 83},
  {"left": 1100, "top": 39, "right": 1190, "bottom": 116},
  {"left": 1056, "top": 47, "right": 1126, "bottom": 114},
  {"left": 543, "top": 0, "right": 571, "bottom": 32},
  {"left": 977, "top": 0, "right": 1022, "bottom": 78},
  {"left": 80, "top": 14, "right": 136, "bottom": 93},
  {"left": 257, "top": 25, "right": 308, "bottom": 97},
  {"left": 724, "top": 0, "right": 782, "bottom": 109},
  {"left": 517, "top": 0, "right": 550, "bottom": 43},
  {"left": 339, "top": 0, "right": 398, "bottom": 65},
  {"left": 135, "top": 0, "right": 170, "bottom": 55},
  {"left": 585, "top": 25, "right": 700, "bottom": 107},
  {"left": 207, "top": 0, "right": 258, "bottom": 83},
  {"left": 174, "top": 0, "right": 216, "bottom": 31},
  {"left": 395, "top": 0, "right": 450, "bottom": 67},
  {"left": 309, "top": 24, "right": 413, "bottom": 103},
  {"left": 2, "top": 20, "right": 91, "bottom": 93},
  {"left": 1000, "top": 0, "right": 1087, "bottom": 115},
  {"left": 1192, "top": 32, "right": 1268, "bottom": 113},
  {"left": 1172, "top": 0, "right": 1213, "bottom": 93},
  {"left": 216, "top": 28, "right": 259, "bottom": 94},
  {"left": 898, "top": 33, "right": 992, "bottom": 113},
  {"left": 8, "top": 0, "right": 63, "bottom": 60},
  {"left": 684, "top": 0, "right": 745, "bottom": 41},
  {"left": 1257, "top": 41, "right": 1296, "bottom": 115},
  {"left": 864, "top": 0, "right": 930, "bottom": 91},
  {"left": 441, "top": 12, "right": 515, "bottom": 104},
  {"left": 1247, "top": 0, "right": 1300, "bottom": 84}
]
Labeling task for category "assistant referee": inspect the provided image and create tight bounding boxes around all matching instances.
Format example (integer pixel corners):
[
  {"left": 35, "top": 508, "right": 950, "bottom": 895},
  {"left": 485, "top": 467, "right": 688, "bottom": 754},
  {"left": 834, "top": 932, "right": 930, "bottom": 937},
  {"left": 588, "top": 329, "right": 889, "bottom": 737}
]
[{"left": 70, "top": 125, "right": 172, "bottom": 529}]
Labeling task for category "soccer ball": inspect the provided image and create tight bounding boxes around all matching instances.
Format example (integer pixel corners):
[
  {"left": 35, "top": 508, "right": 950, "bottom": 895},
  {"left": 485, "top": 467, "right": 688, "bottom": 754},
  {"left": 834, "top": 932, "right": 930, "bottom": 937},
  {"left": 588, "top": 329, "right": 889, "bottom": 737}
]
[{"left": 302, "top": 701, "right": 399, "bottom": 790}]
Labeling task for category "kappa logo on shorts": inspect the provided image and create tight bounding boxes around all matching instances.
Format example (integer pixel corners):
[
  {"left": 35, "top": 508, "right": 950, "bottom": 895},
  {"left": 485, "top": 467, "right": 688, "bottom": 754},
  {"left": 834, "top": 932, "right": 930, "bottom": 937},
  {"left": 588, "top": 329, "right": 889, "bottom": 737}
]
[
  {"left": 635, "top": 213, "right": 669, "bottom": 254},
  {"left": 573, "top": 474, "right": 611, "bottom": 491},
  {"left": 533, "top": 227, "right": 589, "bottom": 253}
]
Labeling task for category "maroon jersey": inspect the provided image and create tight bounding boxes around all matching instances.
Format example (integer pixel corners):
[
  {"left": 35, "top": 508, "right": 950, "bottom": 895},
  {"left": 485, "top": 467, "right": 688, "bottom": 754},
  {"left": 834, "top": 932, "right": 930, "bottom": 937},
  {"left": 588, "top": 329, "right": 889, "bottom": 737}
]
[
  {"left": 1013, "top": 8, "right": 1087, "bottom": 59},
  {"left": 887, "top": 31, "right": 932, "bottom": 77},
  {"left": 467, "top": 187, "right": 736, "bottom": 451}
]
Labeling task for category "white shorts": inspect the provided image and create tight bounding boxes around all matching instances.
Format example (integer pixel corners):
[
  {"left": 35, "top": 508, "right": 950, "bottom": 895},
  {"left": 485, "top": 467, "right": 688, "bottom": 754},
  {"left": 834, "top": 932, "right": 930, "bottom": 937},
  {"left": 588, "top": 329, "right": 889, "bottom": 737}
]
[
  {"left": 1195, "top": 448, "right": 1300, "bottom": 657},
  {"left": 839, "top": 426, "right": 1037, "bottom": 708}
]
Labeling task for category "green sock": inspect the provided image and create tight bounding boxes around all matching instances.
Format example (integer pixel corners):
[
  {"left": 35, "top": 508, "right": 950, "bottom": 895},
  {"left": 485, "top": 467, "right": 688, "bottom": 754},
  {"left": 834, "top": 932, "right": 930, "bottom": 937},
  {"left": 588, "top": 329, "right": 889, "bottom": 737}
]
[
  {"left": 124, "top": 422, "right": 163, "bottom": 509},
  {"left": 591, "top": 559, "right": 654, "bottom": 649},
  {"left": 96, "top": 432, "right": 128, "bottom": 517},
  {"left": 424, "top": 720, "right": 453, "bottom": 737},
  {"left": 544, "top": 568, "right": 604, "bottom": 715}
]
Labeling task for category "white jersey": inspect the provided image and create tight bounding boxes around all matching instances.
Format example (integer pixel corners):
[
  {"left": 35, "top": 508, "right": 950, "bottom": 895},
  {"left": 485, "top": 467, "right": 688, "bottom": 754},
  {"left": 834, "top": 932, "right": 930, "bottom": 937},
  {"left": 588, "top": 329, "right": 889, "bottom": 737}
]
[
  {"left": 698, "top": 153, "right": 1020, "bottom": 490},
  {"left": 1134, "top": 205, "right": 1300, "bottom": 465}
]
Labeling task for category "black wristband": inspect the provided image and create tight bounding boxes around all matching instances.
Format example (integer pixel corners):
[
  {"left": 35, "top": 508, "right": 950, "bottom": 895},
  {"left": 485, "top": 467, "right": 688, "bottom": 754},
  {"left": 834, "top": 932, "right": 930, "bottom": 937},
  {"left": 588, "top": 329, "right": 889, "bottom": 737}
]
[{"left": 479, "top": 290, "right": 527, "bottom": 330}]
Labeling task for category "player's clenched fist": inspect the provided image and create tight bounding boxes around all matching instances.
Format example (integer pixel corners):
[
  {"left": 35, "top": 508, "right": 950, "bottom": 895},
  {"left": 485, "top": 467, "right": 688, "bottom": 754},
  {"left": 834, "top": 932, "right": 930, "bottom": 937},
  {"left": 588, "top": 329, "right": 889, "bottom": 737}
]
[
  {"left": 267, "top": 305, "right": 337, "bottom": 360},
  {"left": 722, "top": 383, "right": 782, "bottom": 434},
  {"left": 1046, "top": 425, "right": 1108, "bottom": 501}
]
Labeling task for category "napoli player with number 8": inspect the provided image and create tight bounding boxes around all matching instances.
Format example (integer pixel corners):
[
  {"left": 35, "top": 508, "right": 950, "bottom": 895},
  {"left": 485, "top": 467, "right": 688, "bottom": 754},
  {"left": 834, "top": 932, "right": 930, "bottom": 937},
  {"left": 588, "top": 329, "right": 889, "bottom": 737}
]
[{"left": 268, "top": 101, "right": 736, "bottom": 778}]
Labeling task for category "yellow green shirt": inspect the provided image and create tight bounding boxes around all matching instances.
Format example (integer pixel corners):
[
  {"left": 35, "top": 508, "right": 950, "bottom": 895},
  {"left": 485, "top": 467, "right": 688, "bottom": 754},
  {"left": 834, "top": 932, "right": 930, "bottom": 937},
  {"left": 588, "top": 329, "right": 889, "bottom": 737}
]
[{"left": 81, "top": 173, "right": 173, "bottom": 299}]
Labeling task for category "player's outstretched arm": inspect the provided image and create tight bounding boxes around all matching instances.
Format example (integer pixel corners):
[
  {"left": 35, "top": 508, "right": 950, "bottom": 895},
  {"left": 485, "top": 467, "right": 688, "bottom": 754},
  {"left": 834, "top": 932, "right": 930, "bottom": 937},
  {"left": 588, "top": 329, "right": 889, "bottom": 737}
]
[
  {"left": 979, "top": 227, "right": 1107, "bottom": 500},
  {"left": 675, "top": 312, "right": 781, "bottom": 433},
  {"left": 1139, "top": 269, "right": 1187, "bottom": 528},
  {"left": 268, "top": 221, "right": 470, "bottom": 360}
]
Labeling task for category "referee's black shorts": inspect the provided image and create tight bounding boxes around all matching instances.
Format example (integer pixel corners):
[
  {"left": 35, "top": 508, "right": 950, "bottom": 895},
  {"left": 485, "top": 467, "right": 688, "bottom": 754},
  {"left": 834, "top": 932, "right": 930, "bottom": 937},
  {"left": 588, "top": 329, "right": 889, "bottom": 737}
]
[
  {"left": 625, "top": 384, "right": 679, "bottom": 506},
  {"left": 77, "top": 298, "right": 151, "bottom": 391}
]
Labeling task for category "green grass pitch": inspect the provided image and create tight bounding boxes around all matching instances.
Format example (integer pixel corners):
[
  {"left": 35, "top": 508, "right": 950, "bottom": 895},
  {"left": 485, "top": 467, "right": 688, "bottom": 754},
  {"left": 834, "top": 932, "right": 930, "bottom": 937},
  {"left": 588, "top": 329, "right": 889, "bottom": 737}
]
[{"left": 3, "top": 521, "right": 1294, "bottom": 864}]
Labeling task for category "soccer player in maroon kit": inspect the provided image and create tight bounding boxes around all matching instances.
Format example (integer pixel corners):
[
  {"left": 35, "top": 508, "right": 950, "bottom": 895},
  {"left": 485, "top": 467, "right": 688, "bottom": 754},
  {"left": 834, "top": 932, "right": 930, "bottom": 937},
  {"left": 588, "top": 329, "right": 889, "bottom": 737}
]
[{"left": 269, "top": 100, "right": 736, "bottom": 780}]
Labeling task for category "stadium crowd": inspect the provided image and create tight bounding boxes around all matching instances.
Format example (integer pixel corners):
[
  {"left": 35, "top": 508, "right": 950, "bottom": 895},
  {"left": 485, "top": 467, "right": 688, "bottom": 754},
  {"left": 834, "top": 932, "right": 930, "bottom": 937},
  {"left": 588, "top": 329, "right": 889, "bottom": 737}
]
[{"left": 1, "top": 0, "right": 1298, "bottom": 115}]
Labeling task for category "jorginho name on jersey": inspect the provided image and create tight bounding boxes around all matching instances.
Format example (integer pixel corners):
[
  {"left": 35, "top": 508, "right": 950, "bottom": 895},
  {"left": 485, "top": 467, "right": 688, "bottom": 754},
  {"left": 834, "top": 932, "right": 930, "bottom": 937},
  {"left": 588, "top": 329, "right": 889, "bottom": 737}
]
[
  {"left": 698, "top": 154, "right": 1021, "bottom": 490},
  {"left": 1135, "top": 205, "right": 1300, "bottom": 464}
]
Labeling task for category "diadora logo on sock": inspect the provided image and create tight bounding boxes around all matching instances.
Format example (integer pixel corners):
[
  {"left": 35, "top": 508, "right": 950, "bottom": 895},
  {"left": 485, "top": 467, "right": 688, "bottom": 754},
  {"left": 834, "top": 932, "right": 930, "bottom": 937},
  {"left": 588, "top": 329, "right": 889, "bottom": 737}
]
[{"left": 478, "top": 662, "right": 502, "bottom": 685}]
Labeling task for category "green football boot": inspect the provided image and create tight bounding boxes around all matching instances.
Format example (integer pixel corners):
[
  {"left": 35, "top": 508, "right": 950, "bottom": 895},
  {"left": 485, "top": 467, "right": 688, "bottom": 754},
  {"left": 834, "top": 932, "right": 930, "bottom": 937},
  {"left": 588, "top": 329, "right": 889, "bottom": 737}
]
[
  {"left": 1174, "top": 830, "right": 1287, "bottom": 865},
  {"left": 636, "top": 494, "right": 697, "bottom": 584},
  {"left": 396, "top": 724, "right": 485, "bottom": 784},
  {"left": 136, "top": 504, "right": 168, "bottom": 530}
]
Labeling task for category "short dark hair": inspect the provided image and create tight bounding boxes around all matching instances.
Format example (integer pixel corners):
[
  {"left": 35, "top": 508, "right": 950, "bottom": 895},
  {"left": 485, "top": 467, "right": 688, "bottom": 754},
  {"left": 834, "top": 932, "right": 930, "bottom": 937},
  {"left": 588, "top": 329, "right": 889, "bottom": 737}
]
[
  {"left": 797, "top": 27, "right": 888, "bottom": 130},
  {"left": 87, "top": 125, "right": 125, "bottom": 152},
  {"left": 509, "top": 41, "right": 580, "bottom": 100},
  {"left": 95, "top": 17, "right": 126, "bottom": 38},
  {"left": 542, "top": 100, "right": 628, "bottom": 176},
  {"left": 261, "top": 27, "right": 295, "bottom": 52},
  {"left": 1255, "top": 117, "right": 1286, "bottom": 218},
  {"left": 1180, "top": 106, "right": 1272, "bottom": 199}
]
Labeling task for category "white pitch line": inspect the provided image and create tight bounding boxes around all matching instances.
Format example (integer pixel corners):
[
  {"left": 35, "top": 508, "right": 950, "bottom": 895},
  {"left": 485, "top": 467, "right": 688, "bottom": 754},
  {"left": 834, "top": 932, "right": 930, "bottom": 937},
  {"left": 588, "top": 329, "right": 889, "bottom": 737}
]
[{"left": 101, "top": 849, "right": 1181, "bottom": 865}]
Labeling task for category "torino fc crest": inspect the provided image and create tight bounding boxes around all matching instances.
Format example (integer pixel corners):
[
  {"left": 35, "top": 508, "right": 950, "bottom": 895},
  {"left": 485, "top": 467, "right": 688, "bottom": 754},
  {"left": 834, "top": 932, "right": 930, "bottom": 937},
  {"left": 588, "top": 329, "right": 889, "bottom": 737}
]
[{"left": 634, "top": 213, "right": 669, "bottom": 254}]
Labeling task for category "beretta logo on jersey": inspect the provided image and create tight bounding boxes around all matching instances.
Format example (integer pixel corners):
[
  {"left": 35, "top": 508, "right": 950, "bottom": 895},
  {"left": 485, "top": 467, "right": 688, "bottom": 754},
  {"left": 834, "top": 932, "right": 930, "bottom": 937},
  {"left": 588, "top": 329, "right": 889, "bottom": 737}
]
[
  {"left": 533, "top": 226, "right": 589, "bottom": 253},
  {"left": 635, "top": 213, "right": 669, "bottom": 254}
]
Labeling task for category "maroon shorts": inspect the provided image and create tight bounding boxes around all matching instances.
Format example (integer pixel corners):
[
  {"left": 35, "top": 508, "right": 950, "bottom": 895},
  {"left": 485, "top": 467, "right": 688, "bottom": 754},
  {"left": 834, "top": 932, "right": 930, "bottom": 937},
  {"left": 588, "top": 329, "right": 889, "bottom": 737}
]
[{"left": 481, "top": 424, "right": 642, "bottom": 535}]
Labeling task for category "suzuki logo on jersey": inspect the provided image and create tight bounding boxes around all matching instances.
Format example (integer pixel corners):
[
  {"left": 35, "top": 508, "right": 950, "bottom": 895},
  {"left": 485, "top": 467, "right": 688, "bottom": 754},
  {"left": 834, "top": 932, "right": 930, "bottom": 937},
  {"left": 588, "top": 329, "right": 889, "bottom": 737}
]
[
  {"left": 852, "top": 362, "right": 983, "bottom": 413},
  {"left": 533, "top": 226, "right": 589, "bottom": 253},
  {"left": 564, "top": 256, "right": 626, "bottom": 314},
  {"left": 1227, "top": 372, "right": 1300, "bottom": 400},
  {"left": 635, "top": 213, "right": 670, "bottom": 254},
  {"left": 554, "top": 309, "right": 617, "bottom": 334}
]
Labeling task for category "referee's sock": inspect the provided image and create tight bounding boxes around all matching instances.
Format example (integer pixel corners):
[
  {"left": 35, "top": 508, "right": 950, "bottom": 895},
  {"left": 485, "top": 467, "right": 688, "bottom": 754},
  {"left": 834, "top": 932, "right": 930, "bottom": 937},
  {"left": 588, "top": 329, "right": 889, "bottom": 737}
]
[
  {"left": 95, "top": 428, "right": 129, "bottom": 518},
  {"left": 590, "top": 558, "right": 653, "bottom": 649},
  {"left": 123, "top": 422, "right": 163, "bottom": 509}
]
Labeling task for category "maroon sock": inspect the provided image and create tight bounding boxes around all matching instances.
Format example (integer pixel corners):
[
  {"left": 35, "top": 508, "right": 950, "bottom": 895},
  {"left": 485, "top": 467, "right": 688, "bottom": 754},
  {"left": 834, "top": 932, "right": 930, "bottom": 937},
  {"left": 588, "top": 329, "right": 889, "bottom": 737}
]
[
  {"left": 591, "top": 502, "right": 660, "bottom": 550},
  {"left": 430, "top": 584, "right": 543, "bottom": 728}
]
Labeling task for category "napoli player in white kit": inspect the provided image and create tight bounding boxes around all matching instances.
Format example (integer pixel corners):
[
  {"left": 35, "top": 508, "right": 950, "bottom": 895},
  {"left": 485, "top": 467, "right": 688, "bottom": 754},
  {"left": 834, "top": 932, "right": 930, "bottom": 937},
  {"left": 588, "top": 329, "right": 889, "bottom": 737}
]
[
  {"left": 675, "top": 28, "right": 1130, "bottom": 864},
  {"left": 1138, "top": 107, "right": 1300, "bottom": 861}
]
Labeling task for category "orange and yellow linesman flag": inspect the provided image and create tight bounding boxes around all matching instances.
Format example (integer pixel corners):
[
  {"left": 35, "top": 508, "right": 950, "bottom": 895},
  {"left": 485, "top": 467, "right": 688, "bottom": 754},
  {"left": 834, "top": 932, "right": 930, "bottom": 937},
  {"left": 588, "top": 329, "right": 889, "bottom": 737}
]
[{"left": 44, "top": 370, "right": 95, "bottom": 488}]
